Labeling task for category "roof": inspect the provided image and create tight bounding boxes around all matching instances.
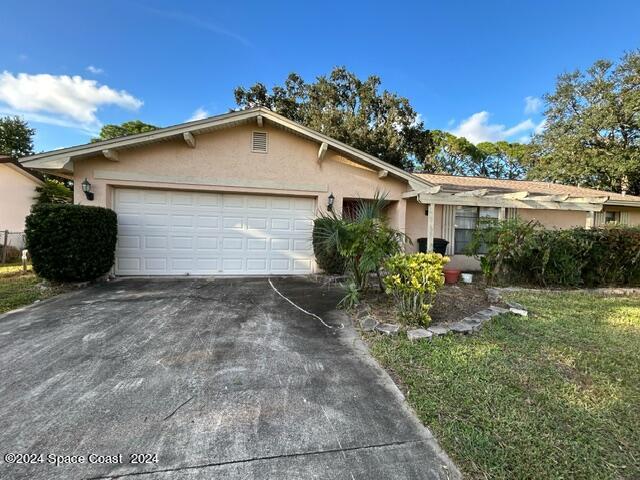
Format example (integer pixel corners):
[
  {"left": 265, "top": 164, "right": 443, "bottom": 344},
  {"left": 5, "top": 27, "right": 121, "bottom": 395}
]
[
  {"left": 0, "top": 155, "right": 44, "bottom": 185},
  {"left": 415, "top": 173, "right": 640, "bottom": 207},
  {"left": 19, "top": 107, "right": 436, "bottom": 190}
]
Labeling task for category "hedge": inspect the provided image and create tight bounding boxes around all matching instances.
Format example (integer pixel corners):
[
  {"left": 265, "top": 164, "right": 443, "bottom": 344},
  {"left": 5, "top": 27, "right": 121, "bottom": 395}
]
[
  {"left": 25, "top": 204, "right": 117, "bottom": 282},
  {"left": 469, "top": 219, "right": 640, "bottom": 287}
]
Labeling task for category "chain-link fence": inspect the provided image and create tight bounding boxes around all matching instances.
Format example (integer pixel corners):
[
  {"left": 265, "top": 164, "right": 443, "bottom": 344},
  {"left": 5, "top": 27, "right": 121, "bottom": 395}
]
[{"left": 1, "top": 230, "right": 26, "bottom": 264}]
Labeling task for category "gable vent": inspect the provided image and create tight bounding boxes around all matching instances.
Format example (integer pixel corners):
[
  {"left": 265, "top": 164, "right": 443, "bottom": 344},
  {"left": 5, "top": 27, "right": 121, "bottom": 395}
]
[{"left": 252, "top": 131, "right": 268, "bottom": 153}]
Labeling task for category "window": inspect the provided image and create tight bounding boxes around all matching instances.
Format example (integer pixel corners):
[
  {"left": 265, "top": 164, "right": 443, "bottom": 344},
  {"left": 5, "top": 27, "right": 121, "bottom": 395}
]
[
  {"left": 454, "top": 206, "right": 500, "bottom": 255},
  {"left": 251, "top": 131, "right": 268, "bottom": 153},
  {"left": 605, "top": 211, "right": 619, "bottom": 224}
]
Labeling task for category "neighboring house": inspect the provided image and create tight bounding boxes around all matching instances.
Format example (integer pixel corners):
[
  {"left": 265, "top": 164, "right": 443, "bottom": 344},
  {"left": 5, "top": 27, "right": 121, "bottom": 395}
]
[
  {"left": 0, "top": 155, "right": 43, "bottom": 247},
  {"left": 19, "top": 108, "right": 640, "bottom": 275}
]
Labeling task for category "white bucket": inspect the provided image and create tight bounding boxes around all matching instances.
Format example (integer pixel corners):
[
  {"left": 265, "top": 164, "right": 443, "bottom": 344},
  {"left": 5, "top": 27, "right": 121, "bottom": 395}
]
[{"left": 461, "top": 273, "right": 473, "bottom": 284}]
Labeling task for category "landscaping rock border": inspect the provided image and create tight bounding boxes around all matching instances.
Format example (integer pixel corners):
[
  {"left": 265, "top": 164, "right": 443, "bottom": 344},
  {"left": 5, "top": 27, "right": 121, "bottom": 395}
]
[
  {"left": 427, "top": 305, "right": 509, "bottom": 337},
  {"left": 361, "top": 303, "right": 514, "bottom": 340}
]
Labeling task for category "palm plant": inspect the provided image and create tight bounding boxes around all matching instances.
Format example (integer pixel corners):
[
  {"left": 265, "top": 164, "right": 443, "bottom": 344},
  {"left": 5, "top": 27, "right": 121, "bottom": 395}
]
[{"left": 313, "top": 192, "right": 409, "bottom": 305}]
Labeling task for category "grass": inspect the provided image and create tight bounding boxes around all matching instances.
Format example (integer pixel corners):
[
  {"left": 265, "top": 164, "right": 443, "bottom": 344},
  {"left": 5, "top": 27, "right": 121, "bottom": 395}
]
[
  {"left": 0, "top": 268, "right": 64, "bottom": 314},
  {"left": 366, "top": 292, "right": 640, "bottom": 479},
  {"left": 0, "top": 263, "right": 33, "bottom": 277}
]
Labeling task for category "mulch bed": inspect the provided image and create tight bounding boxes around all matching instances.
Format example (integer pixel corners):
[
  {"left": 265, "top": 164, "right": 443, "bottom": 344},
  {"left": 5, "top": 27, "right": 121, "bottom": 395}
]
[{"left": 358, "top": 281, "right": 495, "bottom": 326}]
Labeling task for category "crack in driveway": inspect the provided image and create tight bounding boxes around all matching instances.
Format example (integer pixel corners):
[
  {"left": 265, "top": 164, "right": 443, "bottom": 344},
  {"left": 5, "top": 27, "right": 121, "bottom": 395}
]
[{"left": 86, "top": 439, "right": 430, "bottom": 479}]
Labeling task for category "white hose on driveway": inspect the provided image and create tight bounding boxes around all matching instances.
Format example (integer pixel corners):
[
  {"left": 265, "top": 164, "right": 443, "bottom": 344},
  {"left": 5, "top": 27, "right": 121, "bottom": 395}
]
[{"left": 267, "top": 278, "right": 343, "bottom": 330}]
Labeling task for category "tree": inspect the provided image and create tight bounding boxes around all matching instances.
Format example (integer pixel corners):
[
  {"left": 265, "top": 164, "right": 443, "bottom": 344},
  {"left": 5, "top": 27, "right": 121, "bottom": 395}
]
[
  {"left": 91, "top": 120, "right": 159, "bottom": 142},
  {"left": 425, "top": 131, "right": 484, "bottom": 175},
  {"left": 421, "top": 133, "right": 529, "bottom": 179},
  {"left": 528, "top": 50, "right": 640, "bottom": 194},
  {"left": 34, "top": 179, "right": 72, "bottom": 205},
  {"left": 477, "top": 141, "right": 529, "bottom": 179},
  {"left": 0, "top": 116, "right": 34, "bottom": 158},
  {"left": 234, "top": 67, "right": 434, "bottom": 169}
]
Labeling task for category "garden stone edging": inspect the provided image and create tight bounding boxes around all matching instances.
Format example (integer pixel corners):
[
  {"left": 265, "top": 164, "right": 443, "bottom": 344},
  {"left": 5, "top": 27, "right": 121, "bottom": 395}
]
[
  {"left": 375, "top": 323, "right": 400, "bottom": 335},
  {"left": 363, "top": 296, "right": 518, "bottom": 340},
  {"left": 425, "top": 305, "right": 510, "bottom": 338}
]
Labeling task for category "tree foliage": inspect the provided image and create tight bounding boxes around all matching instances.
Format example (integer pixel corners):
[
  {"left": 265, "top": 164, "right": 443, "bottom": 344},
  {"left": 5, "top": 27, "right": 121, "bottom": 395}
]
[
  {"left": 234, "top": 67, "right": 434, "bottom": 169},
  {"left": 0, "top": 116, "right": 34, "bottom": 158},
  {"left": 91, "top": 120, "right": 159, "bottom": 142},
  {"left": 528, "top": 50, "right": 640, "bottom": 194},
  {"left": 422, "top": 131, "right": 529, "bottom": 178},
  {"left": 34, "top": 179, "right": 73, "bottom": 205}
]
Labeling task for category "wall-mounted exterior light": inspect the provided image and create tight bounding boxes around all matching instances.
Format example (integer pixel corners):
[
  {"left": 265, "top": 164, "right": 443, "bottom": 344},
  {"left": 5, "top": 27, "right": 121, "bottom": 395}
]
[
  {"left": 82, "top": 178, "right": 94, "bottom": 201},
  {"left": 327, "top": 193, "right": 335, "bottom": 212}
]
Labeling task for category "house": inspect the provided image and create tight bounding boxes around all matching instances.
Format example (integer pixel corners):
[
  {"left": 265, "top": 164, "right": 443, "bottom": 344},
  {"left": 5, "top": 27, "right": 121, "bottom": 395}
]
[
  {"left": 0, "top": 155, "right": 43, "bottom": 248},
  {"left": 19, "top": 108, "right": 640, "bottom": 275}
]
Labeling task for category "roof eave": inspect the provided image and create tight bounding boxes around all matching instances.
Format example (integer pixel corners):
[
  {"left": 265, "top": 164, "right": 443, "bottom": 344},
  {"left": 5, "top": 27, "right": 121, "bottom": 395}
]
[{"left": 19, "top": 107, "right": 436, "bottom": 190}]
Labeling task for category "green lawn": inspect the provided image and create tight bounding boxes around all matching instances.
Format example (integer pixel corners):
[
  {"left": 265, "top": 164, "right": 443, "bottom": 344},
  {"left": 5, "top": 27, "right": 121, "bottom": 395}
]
[
  {"left": 0, "top": 270, "right": 62, "bottom": 314},
  {"left": 367, "top": 292, "right": 640, "bottom": 479}
]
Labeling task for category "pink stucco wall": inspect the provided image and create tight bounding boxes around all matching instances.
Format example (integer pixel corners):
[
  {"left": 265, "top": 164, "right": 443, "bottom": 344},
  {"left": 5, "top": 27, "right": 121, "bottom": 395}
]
[{"left": 0, "top": 164, "right": 40, "bottom": 232}]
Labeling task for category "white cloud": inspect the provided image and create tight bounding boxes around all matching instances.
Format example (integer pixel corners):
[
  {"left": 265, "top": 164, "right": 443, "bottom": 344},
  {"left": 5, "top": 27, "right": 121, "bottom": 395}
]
[
  {"left": 534, "top": 119, "right": 546, "bottom": 135},
  {"left": 524, "top": 96, "right": 542, "bottom": 114},
  {"left": 0, "top": 71, "right": 142, "bottom": 130},
  {"left": 451, "top": 111, "right": 535, "bottom": 144},
  {"left": 187, "top": 107, "right": 209, "bottom": 121},
  {"left": 86, "top": 65, "right": 104, "bottom": 75}
]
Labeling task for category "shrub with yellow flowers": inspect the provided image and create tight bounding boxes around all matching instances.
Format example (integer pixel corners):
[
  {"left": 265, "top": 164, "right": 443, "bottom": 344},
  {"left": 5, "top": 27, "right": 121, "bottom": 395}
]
[{"left": 383, "top": 252, "right": 449, "bottom": 326}]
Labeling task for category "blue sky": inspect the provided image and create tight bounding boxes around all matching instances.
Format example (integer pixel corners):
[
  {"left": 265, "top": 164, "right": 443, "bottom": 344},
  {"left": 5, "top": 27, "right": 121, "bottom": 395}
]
[{"left": 2, "top": 0, "right": 639, "bottom": 152}]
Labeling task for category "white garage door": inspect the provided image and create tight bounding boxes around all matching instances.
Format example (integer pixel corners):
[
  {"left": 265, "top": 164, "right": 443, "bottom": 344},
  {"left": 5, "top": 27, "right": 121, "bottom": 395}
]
[{"left": 114, "top": 188, "right": 316, "bottom": 275}]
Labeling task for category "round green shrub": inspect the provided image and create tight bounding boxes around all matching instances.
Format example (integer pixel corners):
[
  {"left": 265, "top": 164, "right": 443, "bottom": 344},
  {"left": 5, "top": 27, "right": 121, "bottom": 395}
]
[
  {"left": 312, "top": 216, "right": 346, "bottom": 274},
  {"left": 25, "top": 204, "right": 117, "bottom": 282}
]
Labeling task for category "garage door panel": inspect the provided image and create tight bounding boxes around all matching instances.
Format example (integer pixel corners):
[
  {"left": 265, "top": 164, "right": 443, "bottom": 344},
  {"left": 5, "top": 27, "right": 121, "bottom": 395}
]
[
  {"left": 170, "top": 236, "right": 193, "bottom": 249},
  {"left": 145, "top": 236, "right": 168, "bottom": 249},
  {"left": 271, "top": 218, "right": 291, "bottom": 231},
  {"left": 222, "top": 237, "right": 243, "bottom": 250},
  {"left": 115, "top": 189, "right": 315, "bottom": 275},
  {"left": 117, "top": 257, "right": 140, "bottom": 272},
  {"left": 223, "top": 217, "right": 244, "bottom": 230},
  {"left": 247, "top": 238, "right": 267, "bottom": 250},
  {"left": 197, "top": 215, "right": 220, "bottom": 229},
  {"left": 144, "top": 191, "right": 169, "bottom": 205},
  {"left": 247, "top": 217, "right": 268, "bottom": 230},
  {"left": 294, "top": 259, "right": 313, "bottom": 272},
  {"left": 247, "top": 196, "right": 268, "bottom": 209},
  {"left": 171, "top": 192, "right": 194, "bottom": 206},
  {"left": 196, "top": 237, "right": 219, "bottom": 250},
  {"left": 170, "top": 215, "right": 194, "bottom": 227},
  {"left": 118, "top": 236, "right": 140, "bottom": 249},
  {"left": 145, "top": 258, "right": 167, "bottom": 272},
  {"left": 294, "top": 219, "right": 313, "bottom": 232},
  {"left": 293, "top": 239, "right": 312, "bottom": 252},
  {"left": 145, "top": 214, "right": 169, "bottom": 227},
  {"left": 118, "top": 213, "right": 142, "bottom": 226}
]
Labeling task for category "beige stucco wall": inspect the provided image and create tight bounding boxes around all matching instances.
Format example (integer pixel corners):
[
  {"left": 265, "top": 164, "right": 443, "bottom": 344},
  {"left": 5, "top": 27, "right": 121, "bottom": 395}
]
[
  {"left": 73, "top": 122, "right": 410, "bottom": 224},
  {"left": 73, "top": 124, "right": 425, "bottom": 275},
  {"left": 516, "top": 209, "right": 588, "bottom": 229},
  {"left": 0, "top": 164, "right": 40, "bottom": 232},
  {"left": 404, "top": 200, "right": 444, "bottom": 253}
]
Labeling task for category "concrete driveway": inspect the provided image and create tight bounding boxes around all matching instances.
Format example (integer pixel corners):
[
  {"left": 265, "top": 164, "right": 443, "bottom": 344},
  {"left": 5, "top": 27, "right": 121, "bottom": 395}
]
[{"left": 0, "top": 277, "right": 459, "bottom": 480}]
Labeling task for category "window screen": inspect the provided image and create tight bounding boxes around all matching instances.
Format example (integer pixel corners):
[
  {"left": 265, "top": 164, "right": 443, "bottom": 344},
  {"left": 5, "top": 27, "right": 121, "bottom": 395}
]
[{"left": 454, "top": 207, "right": 500, "bottom": 254}]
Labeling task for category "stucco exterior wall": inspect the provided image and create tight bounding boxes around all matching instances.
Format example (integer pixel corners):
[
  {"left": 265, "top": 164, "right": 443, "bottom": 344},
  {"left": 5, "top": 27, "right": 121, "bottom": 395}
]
[
  {"left": 73, "top": 123, "right": 409, "bottom": 219},
  {"left": 0, "top": 164, "right": 40, "bottom": 232},
  {"left": 404, "top": 200, "right": 444, "bottom": 253},
  {"left": 516, "top": 209, "right": 587, "bottom": 229},
  {"left": 625, "top": 208, "right": 640, "bottom": 226}
]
